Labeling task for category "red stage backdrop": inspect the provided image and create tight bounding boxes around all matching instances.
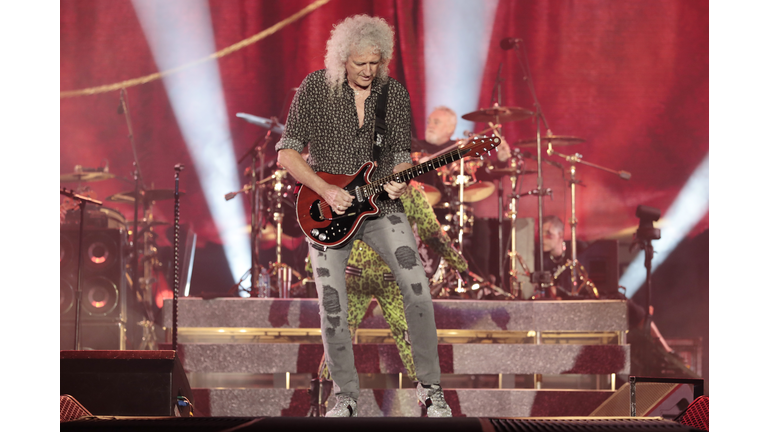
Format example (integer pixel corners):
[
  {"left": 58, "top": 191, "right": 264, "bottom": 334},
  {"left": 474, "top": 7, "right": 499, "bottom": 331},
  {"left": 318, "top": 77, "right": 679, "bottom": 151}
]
[{"left": 61, "top": 0, "right": 708, "bottom": 283}]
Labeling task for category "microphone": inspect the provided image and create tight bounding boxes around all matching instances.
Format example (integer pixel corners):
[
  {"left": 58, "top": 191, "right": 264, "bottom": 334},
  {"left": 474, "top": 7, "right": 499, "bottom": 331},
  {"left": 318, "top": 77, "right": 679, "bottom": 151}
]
[
  {"left": 500, "top": 38, "right": 521, "bottom": 50},
  {"left": 619, "top": 170, "right": 631, "bottom": 180}
]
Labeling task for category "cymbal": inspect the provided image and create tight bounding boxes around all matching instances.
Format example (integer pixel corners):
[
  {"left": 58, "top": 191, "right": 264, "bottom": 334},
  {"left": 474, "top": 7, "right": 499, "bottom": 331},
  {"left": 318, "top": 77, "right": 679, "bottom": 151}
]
[
  {"left": 515, "top": 135, "right": 585, "bottom": 148},
  {"left": 461, "top": 181, "right": 495, "bottom": 202},
  {"left": 236, "top": 113, "right": 285, "bottom": 134},
  {"left": 461, "top": 106, "right": 533, "bottom": 123},
  {"left": 413, "top": 182, "right": 441, "bottom": 206},
  {"left": 60, "top": 171, "right": 116, "bottom": 183},
  {"left": 107, "top": 189, "right": 184, "bottom": 204}
]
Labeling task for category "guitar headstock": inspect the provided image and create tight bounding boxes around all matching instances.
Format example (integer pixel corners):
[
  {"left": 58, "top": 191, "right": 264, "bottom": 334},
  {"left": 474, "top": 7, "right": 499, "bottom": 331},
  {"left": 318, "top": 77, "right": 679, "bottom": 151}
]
[{"left": 460, "top": 135, "right": 502, "bottom": 158}]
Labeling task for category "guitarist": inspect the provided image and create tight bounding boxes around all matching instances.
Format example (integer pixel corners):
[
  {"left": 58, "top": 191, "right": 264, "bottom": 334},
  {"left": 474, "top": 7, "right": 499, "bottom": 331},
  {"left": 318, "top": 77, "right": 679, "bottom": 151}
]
[{"left": 275, "top": 15, "right": 451, "bottom": 418}]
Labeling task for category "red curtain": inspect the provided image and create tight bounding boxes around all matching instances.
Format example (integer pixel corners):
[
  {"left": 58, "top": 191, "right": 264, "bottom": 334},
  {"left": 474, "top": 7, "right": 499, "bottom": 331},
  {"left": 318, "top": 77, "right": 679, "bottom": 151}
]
[
  {"left": 476, "top": 0, "right": 708, "bottom": 239},
  {"left": 61, "top": 0, "right": 426, "bottom": 246},
  {"left": 61, "top": 0, "right": 708, "bottom": 247}
]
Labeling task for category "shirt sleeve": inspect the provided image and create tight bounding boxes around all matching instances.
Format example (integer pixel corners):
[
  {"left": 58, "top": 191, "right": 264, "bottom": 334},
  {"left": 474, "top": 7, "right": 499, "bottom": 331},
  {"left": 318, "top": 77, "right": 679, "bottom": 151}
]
[
  {"left": 275, "top": 73, "right": 314, "bottom": 153},
  {"left": 386, "top": 80, "right": 413, "bottom": 167}
]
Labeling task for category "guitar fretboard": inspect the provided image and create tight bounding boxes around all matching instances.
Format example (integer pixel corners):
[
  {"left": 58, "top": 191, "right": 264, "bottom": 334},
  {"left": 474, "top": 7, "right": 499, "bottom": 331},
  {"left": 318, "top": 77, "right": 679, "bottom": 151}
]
[{"left": 359, "top": 147, "right": 467, "bottom": 199}]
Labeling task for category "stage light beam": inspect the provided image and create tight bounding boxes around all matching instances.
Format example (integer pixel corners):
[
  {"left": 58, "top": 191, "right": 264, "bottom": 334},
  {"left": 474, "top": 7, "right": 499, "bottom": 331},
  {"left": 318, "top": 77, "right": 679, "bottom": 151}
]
[
  {"left": 132, "top": 0, "right": 251, "bottom": 290},
  {"left": 619, "top": 153, "right": 709, "bottom": 298},
  {"left": 423, "top": 0, "right": 499, "bottom": 137}
]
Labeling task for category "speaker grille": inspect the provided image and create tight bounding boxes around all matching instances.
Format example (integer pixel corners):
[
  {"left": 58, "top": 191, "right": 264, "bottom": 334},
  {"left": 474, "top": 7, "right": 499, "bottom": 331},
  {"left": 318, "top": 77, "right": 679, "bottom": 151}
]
[
  {"left": 60, "top": 395, "right": 91, "bottom": 422},
  {"left": 490, "top": 417, "right": 699, "bottom": 431},
  {"left": 60, "top": 228, "right": 127, "bottom": 322},
  {"left": 675, "top": 396, "right": 708, "bottom": 431}
]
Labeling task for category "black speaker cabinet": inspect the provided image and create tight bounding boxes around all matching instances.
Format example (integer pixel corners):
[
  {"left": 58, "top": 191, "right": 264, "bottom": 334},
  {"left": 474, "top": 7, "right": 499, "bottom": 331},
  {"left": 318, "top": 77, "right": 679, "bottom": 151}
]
[
  {"left": 60, "top": 228, "right": 128, "bottom": 349},
  {"left": 60, "top": 350, "right": 194, "bottom": 417}
]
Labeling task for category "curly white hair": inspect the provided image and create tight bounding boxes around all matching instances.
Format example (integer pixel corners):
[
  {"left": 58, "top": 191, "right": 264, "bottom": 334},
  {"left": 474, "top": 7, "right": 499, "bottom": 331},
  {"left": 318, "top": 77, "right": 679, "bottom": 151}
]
[{"left": 324, "top": 14, "right": 395, "bottom": 95}]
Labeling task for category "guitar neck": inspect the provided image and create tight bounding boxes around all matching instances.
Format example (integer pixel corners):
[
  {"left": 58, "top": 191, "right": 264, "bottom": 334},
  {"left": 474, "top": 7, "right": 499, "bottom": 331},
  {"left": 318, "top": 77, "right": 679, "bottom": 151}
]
[{"left": 362, "top": 147, "right": 468, "bottom": 198}]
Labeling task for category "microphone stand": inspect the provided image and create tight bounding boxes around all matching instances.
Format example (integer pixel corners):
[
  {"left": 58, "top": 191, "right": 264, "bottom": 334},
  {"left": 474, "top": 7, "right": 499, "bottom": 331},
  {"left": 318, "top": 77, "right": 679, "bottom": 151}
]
[
  {"left": 61, "top": 188, "right": 103, "bottom": 350},
  {"left": 172, "top": 164, "right": 184, "bottom": 352},
  {"left": 512, "top": 39, "right": 554, "bottom": 292},
  {"left": 119, "top": 88, "right": 149, "bottom": 343}
]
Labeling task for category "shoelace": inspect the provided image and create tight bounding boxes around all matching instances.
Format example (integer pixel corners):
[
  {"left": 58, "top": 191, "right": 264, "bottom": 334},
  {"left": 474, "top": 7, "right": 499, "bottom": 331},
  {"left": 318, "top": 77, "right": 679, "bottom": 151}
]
[{"left": 427, "top": 387, "right": 447, "bottom": 406}]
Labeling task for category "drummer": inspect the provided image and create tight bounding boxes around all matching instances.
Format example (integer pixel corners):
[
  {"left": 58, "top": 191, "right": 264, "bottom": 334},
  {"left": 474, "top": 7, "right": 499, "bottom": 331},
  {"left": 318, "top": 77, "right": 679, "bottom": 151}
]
[{"left": 411, "top": 106, "right": 459, "bottom": 197}]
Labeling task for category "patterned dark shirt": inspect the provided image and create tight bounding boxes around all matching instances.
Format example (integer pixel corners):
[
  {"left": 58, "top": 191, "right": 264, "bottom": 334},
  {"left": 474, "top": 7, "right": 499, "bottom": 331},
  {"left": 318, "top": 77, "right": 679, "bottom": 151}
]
[{"left": 275, "top": 69, "right": 412, "bottom": 216}]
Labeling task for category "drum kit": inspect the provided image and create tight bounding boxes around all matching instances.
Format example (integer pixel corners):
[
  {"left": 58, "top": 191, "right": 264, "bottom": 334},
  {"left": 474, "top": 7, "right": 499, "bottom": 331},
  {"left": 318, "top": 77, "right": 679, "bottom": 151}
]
[
  {"left": 229, "top": 113, "right": 306, "bottom": 298},
  {"left": 232, "top": 101, "right": 632, "bottom": 301},
  {"left": 235, "top": 34, "right": 633, "bottom": 301}
]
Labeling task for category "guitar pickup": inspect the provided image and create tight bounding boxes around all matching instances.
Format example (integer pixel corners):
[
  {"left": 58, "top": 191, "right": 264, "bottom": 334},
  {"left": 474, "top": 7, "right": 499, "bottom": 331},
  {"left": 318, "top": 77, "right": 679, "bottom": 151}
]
[{"left": 354, "top": 186, "right": 363, "bottom": 202}]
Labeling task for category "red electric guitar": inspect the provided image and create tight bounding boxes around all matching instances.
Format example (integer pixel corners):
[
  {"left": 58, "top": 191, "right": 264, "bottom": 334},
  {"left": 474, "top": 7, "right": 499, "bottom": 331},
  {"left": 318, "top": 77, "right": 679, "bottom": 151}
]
[{"left": 295, "top": 135, "right": 501, "bottom": 249}]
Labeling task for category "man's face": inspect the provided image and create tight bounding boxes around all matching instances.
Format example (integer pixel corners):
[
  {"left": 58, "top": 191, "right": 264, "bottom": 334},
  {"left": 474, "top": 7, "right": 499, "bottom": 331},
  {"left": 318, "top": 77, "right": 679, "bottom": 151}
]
[
  {"left": 345, "top": 51, "right": 381, "bottom": 90},
  {"left": 542, "top": 222, "right": 564, "bottom": 255},
  {"left": 425, "top": 110, "right": 455, "bottom": 145}
]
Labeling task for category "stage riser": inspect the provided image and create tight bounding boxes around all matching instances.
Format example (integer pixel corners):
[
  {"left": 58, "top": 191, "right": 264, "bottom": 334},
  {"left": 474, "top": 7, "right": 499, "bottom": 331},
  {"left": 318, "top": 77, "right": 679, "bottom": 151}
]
[
  {"left": 177, "top": 343, "right": 630, "bottom": 375},
  {"left": 190, "top": 388, "right": 615, "bottom": 418},
  {"left": 163, "top": 298, "right": 628, "bottom": 332}
]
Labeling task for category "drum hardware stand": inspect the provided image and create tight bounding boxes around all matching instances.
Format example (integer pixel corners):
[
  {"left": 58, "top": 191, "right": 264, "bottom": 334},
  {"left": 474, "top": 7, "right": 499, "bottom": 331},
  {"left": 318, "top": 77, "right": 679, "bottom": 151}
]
[
  {"left": 60, "top": 188, "right": 103, "bottom": 350},
  {"left": 268, "top": 169, "right": 294, "bottom": 298},
  {"left": 546, "top": 145, "right": 631, "bottom": 297},
  {"left": 234, "top": 122, "right": 277, "bottom": 295},
  {"left": 504, "top": 157, "right": 535, "bottom": 299}
]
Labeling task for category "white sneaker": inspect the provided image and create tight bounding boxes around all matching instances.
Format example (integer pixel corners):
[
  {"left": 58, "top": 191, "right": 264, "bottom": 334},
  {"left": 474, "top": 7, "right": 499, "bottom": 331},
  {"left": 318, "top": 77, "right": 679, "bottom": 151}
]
[
  {"left": 325, "top": 394, "right": 358, "bottom": 417},
  {"left": 416, "top": 383, "right": 452, "bottom": 417}
]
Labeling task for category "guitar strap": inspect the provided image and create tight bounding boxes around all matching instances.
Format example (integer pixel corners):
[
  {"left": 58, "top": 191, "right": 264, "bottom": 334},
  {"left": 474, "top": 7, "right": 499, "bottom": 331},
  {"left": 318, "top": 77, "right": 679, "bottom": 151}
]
[{"left": 372, "top": 81, "right": 390, "bottom": 163}]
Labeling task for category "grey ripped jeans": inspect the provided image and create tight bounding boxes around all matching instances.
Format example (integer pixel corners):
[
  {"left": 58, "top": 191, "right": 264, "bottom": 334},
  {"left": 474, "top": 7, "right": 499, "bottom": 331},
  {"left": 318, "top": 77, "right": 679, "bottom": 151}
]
[{"left": 309, "top": 211, "right": 441, "bottom": 401}]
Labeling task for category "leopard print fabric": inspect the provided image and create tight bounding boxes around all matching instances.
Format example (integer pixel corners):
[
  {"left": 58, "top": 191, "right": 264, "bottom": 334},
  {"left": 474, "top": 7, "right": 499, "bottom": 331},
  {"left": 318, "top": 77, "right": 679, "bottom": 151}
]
[{"left": 310, "top": 184, "right": 467, "bottom": 381}]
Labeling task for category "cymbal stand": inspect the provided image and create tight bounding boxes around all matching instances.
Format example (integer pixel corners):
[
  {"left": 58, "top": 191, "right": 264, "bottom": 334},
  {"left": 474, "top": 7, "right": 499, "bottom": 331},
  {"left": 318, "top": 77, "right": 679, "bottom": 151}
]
[
  {"left": 546, "top": 145, "right": 630, "bottom": 297},
  {"left": 236, "top": 125, "right": 276, "bottom": 294},
  {"left": 60, "top": 188, "right": 103, "bottom": 350},
  {"left": 455, "top": 157, "right": 466, "bottom": 293},
  {"left": 269, "top": 169, "right": 293, "bottom": 298},
  {"left": 504, "top": 152, "right": 534, "bottom": 299}
]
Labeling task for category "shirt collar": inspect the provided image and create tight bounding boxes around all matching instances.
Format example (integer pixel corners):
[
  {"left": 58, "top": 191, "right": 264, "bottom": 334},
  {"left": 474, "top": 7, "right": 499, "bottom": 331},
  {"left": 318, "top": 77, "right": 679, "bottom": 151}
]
[{"left": 343, "top": 76, "right": 384, "bottom": 95}]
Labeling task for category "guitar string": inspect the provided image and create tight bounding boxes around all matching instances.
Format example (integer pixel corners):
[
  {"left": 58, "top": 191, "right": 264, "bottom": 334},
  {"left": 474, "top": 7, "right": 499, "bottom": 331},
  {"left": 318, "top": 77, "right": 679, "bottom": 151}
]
[{"left": 313, "top": 137, "right": 497, "bottom": 215}]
